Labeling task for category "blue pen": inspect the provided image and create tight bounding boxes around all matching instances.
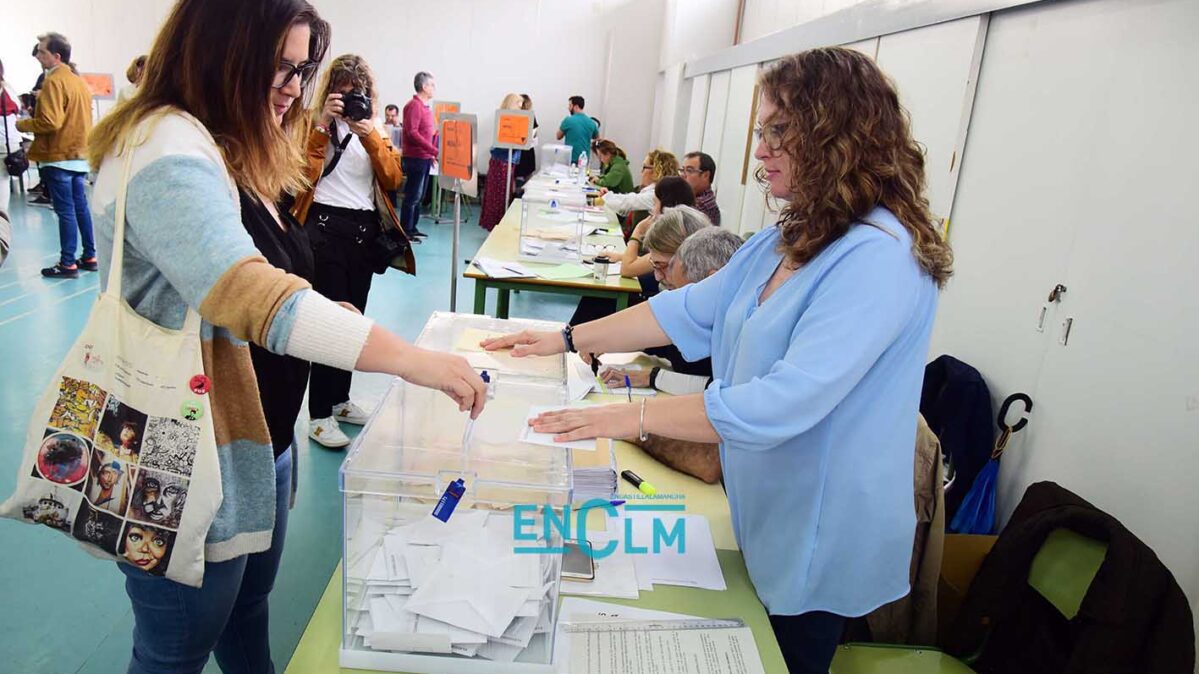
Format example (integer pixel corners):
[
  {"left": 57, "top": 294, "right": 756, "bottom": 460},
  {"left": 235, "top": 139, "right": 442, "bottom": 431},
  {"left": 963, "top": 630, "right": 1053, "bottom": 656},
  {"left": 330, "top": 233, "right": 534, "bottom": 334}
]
[{"left": 624, "top": 374, "right": 632, "bottom": 402}]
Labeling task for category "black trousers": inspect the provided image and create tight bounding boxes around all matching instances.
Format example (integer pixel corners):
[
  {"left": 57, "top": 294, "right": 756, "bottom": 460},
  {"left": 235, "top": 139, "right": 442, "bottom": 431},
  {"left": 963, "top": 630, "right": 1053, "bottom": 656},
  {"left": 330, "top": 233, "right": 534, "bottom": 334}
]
[
  {"left": 306, "top": 203, "right": 379, "bottom": 419},
  {"left": 769, "top": 611, "right": 847, "bottom": 674}
]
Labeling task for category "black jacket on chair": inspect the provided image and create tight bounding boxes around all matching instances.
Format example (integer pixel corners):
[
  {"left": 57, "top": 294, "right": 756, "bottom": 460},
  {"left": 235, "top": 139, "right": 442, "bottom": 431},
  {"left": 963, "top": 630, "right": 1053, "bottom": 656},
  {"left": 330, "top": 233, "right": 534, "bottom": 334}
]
[
  {"left": 946, "top": 481, "right": 1194, "bottom": 674},
  {"left": 920, "top": 355, "right": 995, "bottom": 522}
]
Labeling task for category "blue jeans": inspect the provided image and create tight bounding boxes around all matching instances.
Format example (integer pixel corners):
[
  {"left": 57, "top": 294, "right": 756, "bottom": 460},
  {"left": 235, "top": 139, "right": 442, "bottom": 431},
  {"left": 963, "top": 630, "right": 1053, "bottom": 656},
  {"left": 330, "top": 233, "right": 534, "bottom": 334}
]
[
  {"left": 43, "top": 166, "right": 95, "bottom": 267},
  {"left": 121, "top": 448, "right": 293, "bottom": 674},
  {"left": 399, "top": 156, "right": 433, "bottom": 235}
]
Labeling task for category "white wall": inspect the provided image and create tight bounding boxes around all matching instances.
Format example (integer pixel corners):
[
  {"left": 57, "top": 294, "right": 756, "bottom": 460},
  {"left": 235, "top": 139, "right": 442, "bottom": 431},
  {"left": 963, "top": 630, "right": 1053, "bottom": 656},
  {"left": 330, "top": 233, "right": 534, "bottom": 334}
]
[
  {"left": 315, "top": 0, "right": 664, "bottom": 172},
  {"left": 740, "top": 0, "right": 925, "bottom": 43},
  {"left": 652, "top": 0, "right": 738, "bottom": 154},
  {"left": 4, "top": 0, "right": 666, "bottom": 172},
  {"left": 2, "top": 0, "right": 174, "bottom": 116}
]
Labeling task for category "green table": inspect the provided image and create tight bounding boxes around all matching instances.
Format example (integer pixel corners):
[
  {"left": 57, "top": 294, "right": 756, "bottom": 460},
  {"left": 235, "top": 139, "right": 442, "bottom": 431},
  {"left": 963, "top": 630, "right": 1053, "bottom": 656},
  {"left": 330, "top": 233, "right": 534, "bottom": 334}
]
[{"left": 466, "top": 200, "right": 643, "bottom": 319}]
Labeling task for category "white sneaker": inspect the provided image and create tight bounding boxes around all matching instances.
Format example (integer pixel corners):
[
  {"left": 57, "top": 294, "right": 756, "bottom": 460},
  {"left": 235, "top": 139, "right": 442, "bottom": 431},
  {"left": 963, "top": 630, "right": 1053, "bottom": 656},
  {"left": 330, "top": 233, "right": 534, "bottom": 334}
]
[
  {"left": 309, "top": 416, "right": 351, "bottom": 448},
  {"left": 332, "top": 401, "right": 371, "bottom": 426}
]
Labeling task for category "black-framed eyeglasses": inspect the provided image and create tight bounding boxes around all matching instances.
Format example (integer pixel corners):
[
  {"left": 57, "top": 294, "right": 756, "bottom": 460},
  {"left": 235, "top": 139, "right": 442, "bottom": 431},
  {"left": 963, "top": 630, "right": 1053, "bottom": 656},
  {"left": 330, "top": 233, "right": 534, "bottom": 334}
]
[
  {"left": 753, "top": 123, "right": 787, "bottom": 151},
  {"left": 272, "top": 60, "right": 318, "bottom": 90},
  {"left": 641, "top": 164, "right": 653, "bottom": 170}
]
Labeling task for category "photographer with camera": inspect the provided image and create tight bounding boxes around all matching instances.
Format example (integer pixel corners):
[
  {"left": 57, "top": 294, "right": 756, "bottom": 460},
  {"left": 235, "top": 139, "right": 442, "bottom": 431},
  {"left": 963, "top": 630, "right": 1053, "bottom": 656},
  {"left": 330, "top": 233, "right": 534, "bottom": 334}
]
[{"left": 291, "top": 53, "right": 411, "bottom": 448}]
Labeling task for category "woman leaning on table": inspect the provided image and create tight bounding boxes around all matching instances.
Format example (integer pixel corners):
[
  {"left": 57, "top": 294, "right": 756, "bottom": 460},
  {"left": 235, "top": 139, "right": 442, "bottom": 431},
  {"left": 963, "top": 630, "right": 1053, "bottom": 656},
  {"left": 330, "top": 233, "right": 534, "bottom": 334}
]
[
  {"left": 87, "top": 1, "right": 485, "bottom": 671},
  {"left": 484, "top": 47, "right": 953, "bottom": 674}
]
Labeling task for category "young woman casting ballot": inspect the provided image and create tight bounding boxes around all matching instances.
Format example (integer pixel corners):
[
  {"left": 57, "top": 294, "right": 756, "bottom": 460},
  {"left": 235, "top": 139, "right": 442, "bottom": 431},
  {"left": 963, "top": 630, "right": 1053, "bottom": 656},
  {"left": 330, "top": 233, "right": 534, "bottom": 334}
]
[
  {"left": 485, "top": 48, "right": 953, "bottom": 674},
  {"left": 87, "top": 1, "right": 485, "bottom": 672}
]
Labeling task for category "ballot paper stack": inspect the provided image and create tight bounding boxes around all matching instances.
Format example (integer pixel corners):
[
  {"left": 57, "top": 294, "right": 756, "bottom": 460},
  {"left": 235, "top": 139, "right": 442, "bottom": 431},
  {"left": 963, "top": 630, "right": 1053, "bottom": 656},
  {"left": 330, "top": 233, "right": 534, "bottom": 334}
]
[
  {"left": 345, "top": 506, "right": 560, "bottom": 666},
  {"left": 570, "top": 442, "right": 618, "bottom": 503}
]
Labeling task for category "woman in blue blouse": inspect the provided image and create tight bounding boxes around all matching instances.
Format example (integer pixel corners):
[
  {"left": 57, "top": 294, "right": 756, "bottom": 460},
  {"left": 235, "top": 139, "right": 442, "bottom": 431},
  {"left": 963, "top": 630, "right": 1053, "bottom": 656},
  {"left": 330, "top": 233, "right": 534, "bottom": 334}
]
[{"left": 485, "top": 48, "right": 953, "bottom": 673}]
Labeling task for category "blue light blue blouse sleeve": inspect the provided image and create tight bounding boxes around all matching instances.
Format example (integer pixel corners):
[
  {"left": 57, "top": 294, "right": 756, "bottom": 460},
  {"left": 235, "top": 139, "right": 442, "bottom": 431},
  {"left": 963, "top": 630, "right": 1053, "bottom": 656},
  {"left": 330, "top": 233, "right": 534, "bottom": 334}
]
[
  {"left": 703, "top": 232, "right": 922, "bottom": 452},
  {"left": 647, "top": 264, "right": 727, "bottom": 362}
]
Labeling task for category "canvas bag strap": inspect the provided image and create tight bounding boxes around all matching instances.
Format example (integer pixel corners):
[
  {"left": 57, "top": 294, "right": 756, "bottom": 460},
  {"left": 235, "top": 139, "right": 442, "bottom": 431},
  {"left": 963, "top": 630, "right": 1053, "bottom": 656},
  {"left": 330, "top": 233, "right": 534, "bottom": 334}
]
[{"left": 105, "top": 115, "right": 202, "bottom": 335}]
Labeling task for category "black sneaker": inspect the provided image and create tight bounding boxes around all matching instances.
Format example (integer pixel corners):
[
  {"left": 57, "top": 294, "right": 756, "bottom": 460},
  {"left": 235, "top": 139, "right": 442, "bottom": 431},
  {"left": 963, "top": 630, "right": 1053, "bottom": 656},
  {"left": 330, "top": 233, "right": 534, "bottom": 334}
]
[
  {"left": 411, "top": 229, "right": 429, "bottom": 239},
  {"left": 78, "top": 257, "right": 99, "bottom": 272},
  {"left": 42, "top": 264, "right": 80, "bottom": 278},
  {"left": 30, "top": 194, "right": 53, "bottom": 208}
]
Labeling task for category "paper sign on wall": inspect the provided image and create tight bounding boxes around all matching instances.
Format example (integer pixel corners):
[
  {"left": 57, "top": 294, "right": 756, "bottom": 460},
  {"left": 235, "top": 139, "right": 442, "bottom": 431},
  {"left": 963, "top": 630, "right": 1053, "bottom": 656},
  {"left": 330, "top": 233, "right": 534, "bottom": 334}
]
[
  {"left": 494, "top": 109, "right": 535, "bottom": 150},
  {"left": 80, "top": 73, "right": 115, "bottom": 100},
  {"left": 439, "top": 113, "right": 476, "bottom": 183}
]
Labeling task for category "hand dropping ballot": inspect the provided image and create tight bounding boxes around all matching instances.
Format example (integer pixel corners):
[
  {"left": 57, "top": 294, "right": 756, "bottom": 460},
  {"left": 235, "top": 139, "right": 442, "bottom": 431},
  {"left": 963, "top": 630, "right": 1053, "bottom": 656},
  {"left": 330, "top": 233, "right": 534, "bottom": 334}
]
[{"left": 432, "top": 370, "right": 495, "bottom": 523}]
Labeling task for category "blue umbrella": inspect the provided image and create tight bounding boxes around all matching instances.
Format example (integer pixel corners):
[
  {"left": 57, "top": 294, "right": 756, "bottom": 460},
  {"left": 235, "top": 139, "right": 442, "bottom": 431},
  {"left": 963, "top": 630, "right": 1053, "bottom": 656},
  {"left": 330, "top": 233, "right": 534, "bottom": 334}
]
[{"left": 949, "top": 393, "right": 1032, "bottom": 535}]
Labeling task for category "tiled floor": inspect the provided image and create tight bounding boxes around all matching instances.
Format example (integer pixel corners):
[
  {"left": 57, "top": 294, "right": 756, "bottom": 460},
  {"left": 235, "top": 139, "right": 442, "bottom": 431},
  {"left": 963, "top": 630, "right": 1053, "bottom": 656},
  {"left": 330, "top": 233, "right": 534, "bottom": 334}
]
[{"left": 0, "top": 187, "right": 576, "bottom": 673}]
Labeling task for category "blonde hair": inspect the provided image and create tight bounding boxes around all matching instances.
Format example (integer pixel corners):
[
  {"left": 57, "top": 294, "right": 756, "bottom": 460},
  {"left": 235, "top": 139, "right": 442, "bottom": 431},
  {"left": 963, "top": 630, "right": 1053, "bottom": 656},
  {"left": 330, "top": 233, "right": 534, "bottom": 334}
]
[
  {"left": 311, "top": 54, "right": 376, "bottom": 123},
  {"left": 643, "top": 205, "right": 711, "bottom": 255},
  {"left": 500, "top": 93, "right": 524, "bottom": 110},
  {"left": 645, "top": 149, "right": 679, "bottom": 183}
]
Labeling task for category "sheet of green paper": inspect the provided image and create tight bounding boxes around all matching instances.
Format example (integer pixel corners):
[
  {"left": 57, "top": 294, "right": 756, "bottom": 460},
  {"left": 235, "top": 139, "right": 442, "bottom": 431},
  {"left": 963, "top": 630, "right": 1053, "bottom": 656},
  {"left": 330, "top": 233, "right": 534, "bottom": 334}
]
[{"left": 535, "top": 263, "right": 595, "bottom": 280}]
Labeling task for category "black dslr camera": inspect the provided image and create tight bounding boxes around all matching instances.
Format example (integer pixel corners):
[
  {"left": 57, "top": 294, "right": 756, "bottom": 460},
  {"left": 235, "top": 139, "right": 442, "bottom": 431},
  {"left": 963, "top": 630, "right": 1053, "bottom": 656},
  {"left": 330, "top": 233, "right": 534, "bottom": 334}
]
[{"left": 342, "top": 89, "right": 372, "bottom": 121}]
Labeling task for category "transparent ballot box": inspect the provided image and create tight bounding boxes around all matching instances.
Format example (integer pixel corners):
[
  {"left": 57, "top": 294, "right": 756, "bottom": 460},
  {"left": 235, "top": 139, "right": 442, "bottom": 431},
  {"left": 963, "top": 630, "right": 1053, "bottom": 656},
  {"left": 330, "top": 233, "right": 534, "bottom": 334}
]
[
  {"left": 538, "top": 143, "right": 572, "bottom": 176},
  {"left": 340, "top": 313, "right": 572, "bottom": 673},
  {"left": 517, "top": 198, "right": 589, "bottom": 265}
]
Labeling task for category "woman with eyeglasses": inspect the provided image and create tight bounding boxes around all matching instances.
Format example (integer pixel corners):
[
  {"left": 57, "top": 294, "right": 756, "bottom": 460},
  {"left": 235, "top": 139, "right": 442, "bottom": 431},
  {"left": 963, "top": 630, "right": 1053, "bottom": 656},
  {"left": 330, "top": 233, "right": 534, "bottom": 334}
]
[
  {"left": 292, "top": 54, "right": 409, "bottom": 449},
  {"left": 484, "top": 48, "right": 953, "bottom": 673},
  {"left": 86, "top": 1, "right": 485, "bottom": 671},
  {"left": 597, "top": 148, "right": 679, "bottom": 218}
]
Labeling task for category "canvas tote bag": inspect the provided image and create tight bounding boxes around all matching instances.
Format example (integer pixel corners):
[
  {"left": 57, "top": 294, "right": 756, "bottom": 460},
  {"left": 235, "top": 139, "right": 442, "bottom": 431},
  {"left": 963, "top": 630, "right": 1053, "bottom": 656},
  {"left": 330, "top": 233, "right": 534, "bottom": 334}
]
[{"left": 0, "top": 118, "right": 222, "bottom": 587}]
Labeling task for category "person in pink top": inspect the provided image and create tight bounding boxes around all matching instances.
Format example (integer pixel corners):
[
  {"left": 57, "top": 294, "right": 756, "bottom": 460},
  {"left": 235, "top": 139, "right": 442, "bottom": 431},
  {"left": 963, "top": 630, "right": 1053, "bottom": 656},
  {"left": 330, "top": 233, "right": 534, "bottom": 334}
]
[{"left": 400, "top": 71, "right": 437, "bottom": 241}]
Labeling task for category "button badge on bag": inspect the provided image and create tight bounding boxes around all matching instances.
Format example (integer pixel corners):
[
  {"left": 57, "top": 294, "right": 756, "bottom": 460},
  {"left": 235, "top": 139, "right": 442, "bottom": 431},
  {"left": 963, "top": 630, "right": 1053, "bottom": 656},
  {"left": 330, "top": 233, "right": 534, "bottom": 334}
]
[
  {"left": 189, "top": 374, "right": 211, "bottom": 395},
  {"left": 180, "top": 400, "right": 204, "bottom": 421}
]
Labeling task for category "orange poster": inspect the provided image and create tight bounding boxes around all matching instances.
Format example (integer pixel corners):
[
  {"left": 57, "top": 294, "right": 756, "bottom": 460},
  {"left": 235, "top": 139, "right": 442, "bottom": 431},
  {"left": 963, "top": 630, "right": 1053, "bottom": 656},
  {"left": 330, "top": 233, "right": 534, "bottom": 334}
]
[
  {"left": 433, "top": 101, "right": 460, "bottom": 128},
  {"left": 80, "top": 72, "right": 115, "bottom": 99},
  {"left": 495, "top": 111, "right": 532, "bottom": 147},
  {"left": 440, "top": 118, "right": 473, "bottom": 181}
]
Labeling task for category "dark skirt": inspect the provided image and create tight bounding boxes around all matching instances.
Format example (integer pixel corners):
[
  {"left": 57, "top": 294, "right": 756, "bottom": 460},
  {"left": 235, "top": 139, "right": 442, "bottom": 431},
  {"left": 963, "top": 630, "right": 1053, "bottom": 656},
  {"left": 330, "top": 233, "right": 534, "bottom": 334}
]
[{"left": 480, "top": 156, "right": 514, "bottom": 231}]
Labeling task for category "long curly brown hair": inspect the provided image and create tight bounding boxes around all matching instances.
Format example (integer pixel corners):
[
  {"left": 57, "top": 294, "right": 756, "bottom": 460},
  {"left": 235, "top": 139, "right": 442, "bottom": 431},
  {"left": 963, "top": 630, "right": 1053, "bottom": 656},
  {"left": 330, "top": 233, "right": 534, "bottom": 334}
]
[{"left": 757, "top": 48, "right": 953, "bottom": 287}]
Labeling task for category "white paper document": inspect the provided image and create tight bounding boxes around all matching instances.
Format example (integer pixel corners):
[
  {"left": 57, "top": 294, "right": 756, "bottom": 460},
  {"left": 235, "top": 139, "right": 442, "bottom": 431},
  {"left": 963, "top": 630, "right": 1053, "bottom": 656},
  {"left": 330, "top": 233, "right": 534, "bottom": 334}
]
[
  {"left": 473, "top": 257, "right": 535, "bottom": 279},
  {"left": 521, "top": 404, "right": 599, "bottom": 451},
  {"left": 560, "top": 533, "right": 641, "bottom": 600},
  {"left": 568, "top": 622, "right": 766, "bottom": 674},
  {"left": 554, "top": 599, "right": 705, "bottom": 673},
  {"left": 608, "top": 514, "right": 726, "bottom": 591}
]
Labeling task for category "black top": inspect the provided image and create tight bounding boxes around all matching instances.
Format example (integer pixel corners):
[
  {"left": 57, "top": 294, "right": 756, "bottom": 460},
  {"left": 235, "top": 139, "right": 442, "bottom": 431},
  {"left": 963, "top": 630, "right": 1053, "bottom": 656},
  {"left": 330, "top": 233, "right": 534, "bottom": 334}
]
[{"left": 239, "top": 191, "right": 315, "bottom": 457}]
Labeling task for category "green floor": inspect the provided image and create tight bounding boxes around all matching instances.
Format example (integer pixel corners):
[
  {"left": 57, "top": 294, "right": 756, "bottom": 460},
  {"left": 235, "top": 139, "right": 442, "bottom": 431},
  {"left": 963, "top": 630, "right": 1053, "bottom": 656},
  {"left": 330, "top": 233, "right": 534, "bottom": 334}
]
[{"left": 0, "top": 187, "right": 577, "bottom": 673}]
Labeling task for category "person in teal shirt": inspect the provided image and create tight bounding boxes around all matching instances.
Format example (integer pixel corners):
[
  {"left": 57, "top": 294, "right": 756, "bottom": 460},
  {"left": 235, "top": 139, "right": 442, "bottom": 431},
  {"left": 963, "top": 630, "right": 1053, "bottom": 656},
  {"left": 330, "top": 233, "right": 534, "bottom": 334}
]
[
  {"left": 484, "top": 48, "right": 955, "bottom": 674},
  {"left": 557, "top": 95, "right": 598, "bottom": 163}
]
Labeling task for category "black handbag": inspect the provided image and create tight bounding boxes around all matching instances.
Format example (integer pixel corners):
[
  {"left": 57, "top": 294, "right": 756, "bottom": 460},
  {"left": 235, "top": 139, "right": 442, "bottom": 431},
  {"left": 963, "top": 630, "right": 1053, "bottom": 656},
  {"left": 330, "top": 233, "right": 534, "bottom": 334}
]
[
  {"left": 3, "top": 110, "right": 29, "bottom": 177},
  {"left": 321, "top": 124, "right": 411, "bottom": 275}
]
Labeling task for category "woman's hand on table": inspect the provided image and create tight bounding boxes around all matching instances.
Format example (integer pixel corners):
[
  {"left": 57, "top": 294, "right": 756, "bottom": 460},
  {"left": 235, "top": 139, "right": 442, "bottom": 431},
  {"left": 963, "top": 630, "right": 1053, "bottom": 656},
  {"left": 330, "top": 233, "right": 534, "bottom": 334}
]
[
  {"left": 397, "top": 347, "right": 488, "bottom": 418},
  {"left": 601, "top": 367, "right": 650, "bottom": 389},
  {"left": 480, "top": 330, "right": 565, "bottom": 358},
  {"left": 531, "top": 404, "right": 639, "bottom": 442}
]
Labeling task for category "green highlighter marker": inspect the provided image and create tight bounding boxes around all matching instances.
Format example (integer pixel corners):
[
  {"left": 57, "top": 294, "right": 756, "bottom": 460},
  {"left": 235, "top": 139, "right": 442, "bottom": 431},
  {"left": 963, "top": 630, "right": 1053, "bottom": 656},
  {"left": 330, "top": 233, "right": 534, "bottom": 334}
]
[{"left": 621, "top": 469, "right": 657, "bottom": 497}]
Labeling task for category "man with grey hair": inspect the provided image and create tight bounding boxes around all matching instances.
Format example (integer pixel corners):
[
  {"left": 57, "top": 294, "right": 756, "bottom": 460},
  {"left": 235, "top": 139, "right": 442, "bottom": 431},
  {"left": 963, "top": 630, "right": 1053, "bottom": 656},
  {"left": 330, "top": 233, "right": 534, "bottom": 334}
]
[
  {"left": 601, "top": 223, "right": 743, "bottom": 483},
  {"left": 401, "top": 70, "right": 437, "bottom": 240},
  {"left": 662, "top": 226, "right": 744, "bottom": 290}
]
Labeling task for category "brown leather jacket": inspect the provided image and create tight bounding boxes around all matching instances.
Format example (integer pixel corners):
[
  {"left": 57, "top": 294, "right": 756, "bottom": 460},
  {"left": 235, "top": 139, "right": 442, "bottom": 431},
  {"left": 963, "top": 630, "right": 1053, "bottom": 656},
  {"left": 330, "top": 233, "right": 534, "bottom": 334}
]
[{"left": 291, "top": 124, "right": 415, "bottom": 274}]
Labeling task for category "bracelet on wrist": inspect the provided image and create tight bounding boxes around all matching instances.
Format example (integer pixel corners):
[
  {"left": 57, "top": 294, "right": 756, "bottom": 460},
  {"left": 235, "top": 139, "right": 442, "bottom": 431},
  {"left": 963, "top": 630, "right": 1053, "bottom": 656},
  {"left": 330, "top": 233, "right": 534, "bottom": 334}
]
[
  {"left": 638, "top": 398, "right": 649, "bottom": 442},
  {"left": 314, "top": 123, "right": 330, "bottom": 136},
  {"left": 649, "top": 367, "right": 661, "bottom": 391},
  {"left": 561, "top": 324, "right": 578, "bottom": 353}
]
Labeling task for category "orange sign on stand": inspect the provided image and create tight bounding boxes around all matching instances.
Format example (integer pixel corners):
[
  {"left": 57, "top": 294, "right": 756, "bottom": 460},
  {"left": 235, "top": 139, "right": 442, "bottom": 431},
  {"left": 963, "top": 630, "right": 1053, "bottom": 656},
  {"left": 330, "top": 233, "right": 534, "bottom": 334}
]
[
  {"left": 432, "top": 100, "right": 460, "bottom": 128},
  {"left": 439, "top": 114, "right": 475, "bottom": 183},
  {"left": 80, "top": 73, "right": 115, "bottom": 100},
  {"left": 494, "top": 109, "right": 535, "bottom": 150}
]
